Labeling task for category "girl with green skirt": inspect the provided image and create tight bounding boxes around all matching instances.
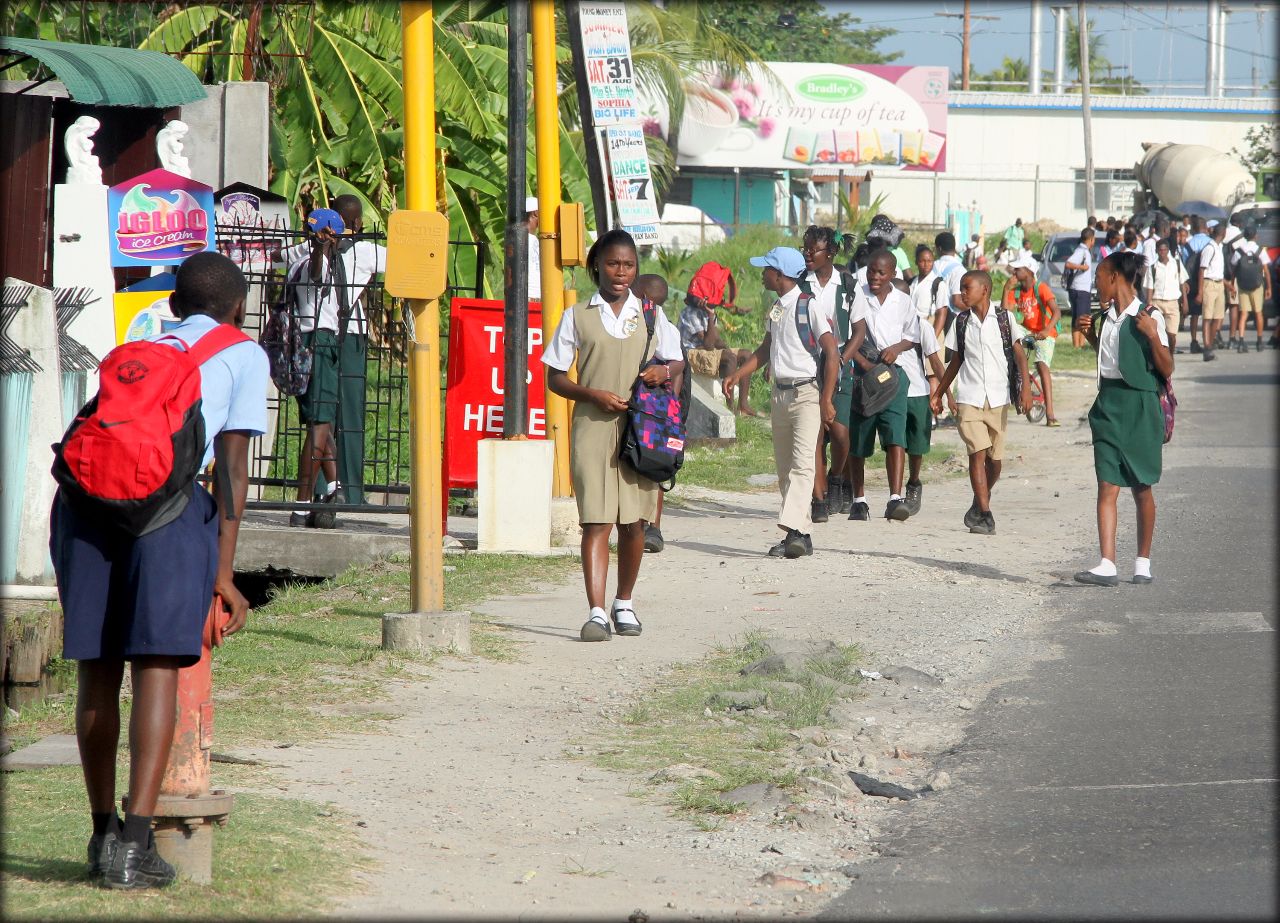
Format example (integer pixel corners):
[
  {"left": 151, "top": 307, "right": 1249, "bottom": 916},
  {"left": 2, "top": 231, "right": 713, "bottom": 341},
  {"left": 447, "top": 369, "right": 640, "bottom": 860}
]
[{"left": 1075, "top": 251, "right": 1174, "bottom": 587}]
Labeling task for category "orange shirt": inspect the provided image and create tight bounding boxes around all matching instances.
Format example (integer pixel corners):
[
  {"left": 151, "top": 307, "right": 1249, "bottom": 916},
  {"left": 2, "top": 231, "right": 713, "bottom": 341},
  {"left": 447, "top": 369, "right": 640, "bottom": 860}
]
[{"left": 1004, "top": 281, "right": 1057, "bottom": 336}]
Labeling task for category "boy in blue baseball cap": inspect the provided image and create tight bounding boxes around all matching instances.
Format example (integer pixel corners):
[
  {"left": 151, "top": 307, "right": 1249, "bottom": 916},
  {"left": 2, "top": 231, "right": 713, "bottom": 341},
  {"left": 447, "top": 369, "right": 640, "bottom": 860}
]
[{"left": 724, "top": 247, "right": 839, "bottom": 558}]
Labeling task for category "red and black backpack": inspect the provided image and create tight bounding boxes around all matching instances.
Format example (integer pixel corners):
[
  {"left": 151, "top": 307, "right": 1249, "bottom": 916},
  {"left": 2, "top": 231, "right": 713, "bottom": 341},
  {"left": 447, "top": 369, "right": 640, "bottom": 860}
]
[{"left": 52, "top": 324, "right": 250, "bottom": 537}]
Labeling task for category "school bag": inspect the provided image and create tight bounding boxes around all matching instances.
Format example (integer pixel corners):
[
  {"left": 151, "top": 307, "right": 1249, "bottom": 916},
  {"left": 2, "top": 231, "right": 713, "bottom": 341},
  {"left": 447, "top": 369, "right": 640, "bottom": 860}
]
[
  {"left": 1234, "top": 245, "right": 1264, "bottom": 292},
  {"left": 620, "top": 299, "right": 689, "bottom": 490},
  {"left": 954, "top": 307, "right": 1023, "bottom": 410},
  {"left": 51, "top": 324, "right": 252, "bottom": 537},
  {"left": 1184, "top": 244, "right": 1205, "bottom": 302},
  {"left": 685, "top": 261, "right": 736, "bottom": 310},
  {"left": 260, "top": 260, "right": 313, "bottom": 395}
]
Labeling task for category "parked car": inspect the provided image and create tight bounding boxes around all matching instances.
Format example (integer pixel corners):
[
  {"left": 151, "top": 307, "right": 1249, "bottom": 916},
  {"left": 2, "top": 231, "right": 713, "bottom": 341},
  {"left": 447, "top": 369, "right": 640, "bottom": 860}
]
[{"left": 1038, "top": 232, "right": 1099, "bottom": 311}]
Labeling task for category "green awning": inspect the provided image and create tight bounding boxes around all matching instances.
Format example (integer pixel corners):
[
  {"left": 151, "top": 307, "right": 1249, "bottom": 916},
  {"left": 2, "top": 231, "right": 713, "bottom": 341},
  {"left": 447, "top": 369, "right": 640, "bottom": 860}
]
[{"left": 0, "top": 36, "right": 206, "bottom": 108}]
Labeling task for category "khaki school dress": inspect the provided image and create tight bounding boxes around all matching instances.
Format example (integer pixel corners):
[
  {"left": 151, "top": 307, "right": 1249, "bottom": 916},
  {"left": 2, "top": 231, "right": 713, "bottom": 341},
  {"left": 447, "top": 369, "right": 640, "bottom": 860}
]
[{"left": 570, "top": 301, "right": 659, "bottom": 525}]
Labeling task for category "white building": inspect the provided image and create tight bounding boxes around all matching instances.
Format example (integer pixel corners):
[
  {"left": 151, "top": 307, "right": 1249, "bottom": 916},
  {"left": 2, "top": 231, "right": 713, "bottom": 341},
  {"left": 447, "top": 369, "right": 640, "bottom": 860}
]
[{"left": 868, "top": 91, "right": 1278, "bottom": 231}]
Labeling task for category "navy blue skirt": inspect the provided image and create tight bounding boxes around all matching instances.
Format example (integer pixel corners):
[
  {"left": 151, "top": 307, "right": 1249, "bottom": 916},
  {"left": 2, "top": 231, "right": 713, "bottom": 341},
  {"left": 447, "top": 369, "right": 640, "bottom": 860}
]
[{"left": 51, "top": 485, "right": 219, "bottom": 666}]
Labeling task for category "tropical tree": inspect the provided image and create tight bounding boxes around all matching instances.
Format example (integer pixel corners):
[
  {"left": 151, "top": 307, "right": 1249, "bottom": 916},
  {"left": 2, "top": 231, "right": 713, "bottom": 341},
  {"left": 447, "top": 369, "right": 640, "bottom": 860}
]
[
  {"left": 966, "top": 56, "right": 1030, "bottom": 92},
  {"left": 691, "top": 0, "right": 899, "bottom": 64}
]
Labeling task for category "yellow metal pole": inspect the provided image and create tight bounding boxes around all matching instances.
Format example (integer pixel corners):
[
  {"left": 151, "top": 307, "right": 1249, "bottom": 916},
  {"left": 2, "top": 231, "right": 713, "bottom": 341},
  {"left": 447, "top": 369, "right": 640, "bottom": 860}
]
[
  {"left": 402, "top": 0, "right": 444, "bottom": 611},
  {"left": 532, "top": 0, "right": 571, "bottom": 497}
]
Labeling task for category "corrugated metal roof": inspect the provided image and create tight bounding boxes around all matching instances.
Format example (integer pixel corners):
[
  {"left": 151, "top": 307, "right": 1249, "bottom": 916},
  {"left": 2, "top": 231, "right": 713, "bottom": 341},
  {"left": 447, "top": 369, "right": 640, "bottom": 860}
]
[
  {"left": 950, "top": 90, "right": 1278, "bottom": 115},
  {"left": 0, "top": 36, "right": 206, "bottom": 108}
]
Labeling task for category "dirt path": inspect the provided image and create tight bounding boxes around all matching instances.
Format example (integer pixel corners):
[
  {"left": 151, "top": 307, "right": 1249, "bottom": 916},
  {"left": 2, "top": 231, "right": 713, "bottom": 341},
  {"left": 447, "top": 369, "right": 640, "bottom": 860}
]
[{"left": 233, "top": 374, "right": 1103, "bottom": 919}]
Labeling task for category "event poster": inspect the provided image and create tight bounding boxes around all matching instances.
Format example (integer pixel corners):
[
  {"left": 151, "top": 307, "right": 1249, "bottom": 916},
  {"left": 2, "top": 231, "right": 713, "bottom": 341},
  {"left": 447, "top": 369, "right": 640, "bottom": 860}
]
[
  {"left": 605, "top": 127, "right": 660, "bottom": 244},
  {"left": 578, "top": 1, "right": 639, "bottom": 125},
  {"left": 107, "top": 168, "right": 216, "bottom": 267},
  {"left": 640, "top": 63, "right": 949, "bottom": 173}
]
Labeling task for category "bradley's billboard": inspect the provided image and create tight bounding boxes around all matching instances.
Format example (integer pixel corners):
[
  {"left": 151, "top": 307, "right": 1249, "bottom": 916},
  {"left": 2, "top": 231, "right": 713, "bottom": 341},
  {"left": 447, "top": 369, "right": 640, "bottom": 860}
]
[{"left": 641, "top": 63, "right": 949, "bottom": 173}]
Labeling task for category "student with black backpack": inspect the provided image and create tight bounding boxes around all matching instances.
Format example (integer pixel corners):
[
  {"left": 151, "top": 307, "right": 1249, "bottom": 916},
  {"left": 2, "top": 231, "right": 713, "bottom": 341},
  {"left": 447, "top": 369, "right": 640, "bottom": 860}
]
[
  {"left": 1229, "top": 222, "right": 1272, "bottom": 352},
  {"left": 50, "top": 252, "right": 267, "bottom": 889}
]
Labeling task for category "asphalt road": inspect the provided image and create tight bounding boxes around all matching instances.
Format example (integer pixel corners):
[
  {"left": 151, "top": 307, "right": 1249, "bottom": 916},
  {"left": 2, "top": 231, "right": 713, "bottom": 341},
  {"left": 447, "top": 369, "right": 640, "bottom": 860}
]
[{"left": 822, "top": 349, "right": 1278, "bottom": 920}]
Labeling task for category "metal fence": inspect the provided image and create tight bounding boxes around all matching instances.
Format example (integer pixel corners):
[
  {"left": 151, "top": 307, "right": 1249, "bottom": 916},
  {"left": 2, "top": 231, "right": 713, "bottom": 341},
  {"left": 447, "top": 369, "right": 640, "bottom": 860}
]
[{"left": 214, "top": 220, "right": 485, "bottom": 515}]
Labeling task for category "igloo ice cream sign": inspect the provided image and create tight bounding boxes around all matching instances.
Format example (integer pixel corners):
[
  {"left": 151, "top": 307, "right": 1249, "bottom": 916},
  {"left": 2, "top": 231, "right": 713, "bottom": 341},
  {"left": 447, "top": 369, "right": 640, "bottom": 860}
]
[{"left": 108, "top": 168, "right": 215, "bottom": 266}]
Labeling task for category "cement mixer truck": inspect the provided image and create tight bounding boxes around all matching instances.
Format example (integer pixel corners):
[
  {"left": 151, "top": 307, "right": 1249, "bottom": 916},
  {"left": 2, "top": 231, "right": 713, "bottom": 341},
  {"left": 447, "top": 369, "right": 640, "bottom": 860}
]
[{"left": 1133, "top": 142, "right": 1256, "bottom": 216}]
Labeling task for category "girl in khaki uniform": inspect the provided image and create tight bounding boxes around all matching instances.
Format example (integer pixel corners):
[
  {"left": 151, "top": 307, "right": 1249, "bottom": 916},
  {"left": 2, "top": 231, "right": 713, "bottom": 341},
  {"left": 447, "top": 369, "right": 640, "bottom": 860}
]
[{"left": 543, "top": 230, "right": 684, "bottom": 641}]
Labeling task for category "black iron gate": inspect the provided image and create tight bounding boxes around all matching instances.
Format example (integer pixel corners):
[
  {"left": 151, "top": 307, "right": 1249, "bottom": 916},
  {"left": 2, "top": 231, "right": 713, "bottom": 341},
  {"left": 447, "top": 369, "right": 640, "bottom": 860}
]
[{"left": 214, "top": 220, "right": 485, "bottom": 515}]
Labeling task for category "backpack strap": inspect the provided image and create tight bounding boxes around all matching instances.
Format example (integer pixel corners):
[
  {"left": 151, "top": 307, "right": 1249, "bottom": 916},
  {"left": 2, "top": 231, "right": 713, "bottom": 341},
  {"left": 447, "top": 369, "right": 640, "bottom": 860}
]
[
  {"left": 793, "top": 292, "right": 822, "bottom": 360},
  {"left": 185, "top": 323, "right": 253, "bottom": 367},
  {"left": 636, "top": 298, "right": 658, "bottom": 375},
  {"left": 995, "top": 307, "right": 1020, "bottom": 404},
  {"left": 954, "top": 309, "right": 971, "bottom": 358}
]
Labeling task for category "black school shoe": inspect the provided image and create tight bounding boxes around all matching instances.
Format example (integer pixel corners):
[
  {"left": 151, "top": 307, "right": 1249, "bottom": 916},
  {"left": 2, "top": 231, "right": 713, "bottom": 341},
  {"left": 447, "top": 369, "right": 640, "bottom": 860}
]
[
  {"left": 963, "top": 501, "right": 981, "bottom": 530},
  {"left": 579, "top": 617, "right": 612, "bottom": 642},
  {"left": 767, "top": 539, "right": 788, "bottom": 557},
  {"left": 783, "top": 529, "right": 812, "bottom": 559},
  {"left": 101, "top": 833, "right": 176, "bottom": 890},
  {"left": 839, "top": 479, "right": 853, "bottom": 515},
  {"left": 885, "top": 498, "right": 910, "bottom": 521},
  {"left": 611, "top": 604, "right": 642, "bottom": 637},
  {"left": 88, "top": 829, "right": 118, "bottom": 878},
  {"left": 810, "top": 497, "right": 829, "bottom": 524},
  {"left": 1132, "top": 574, "right": 1154, "bottom": 585},
  {"left": 1189, "top": 340, "right": 1203, "bottom": 354},
  {"left": 847, "top": 501, "right": 870, "bottom": 521},
  {"left": 904, "top": 481, "right": 923, "bottom": 517},
  {"left": 1074, "top": 570, "right": 1119, "bottom": 587},
  {"left": 968, "top": 511, "right": 995, "bottom": 535},
  {"left": 643, "top": 524, "right": 664, "bottom": 553},
  {"left": 311, "top": 487, "right": 344, "bottom": 529},
  {"left": 1203, "top": 349, "right": 1216, "bottom": 362}
]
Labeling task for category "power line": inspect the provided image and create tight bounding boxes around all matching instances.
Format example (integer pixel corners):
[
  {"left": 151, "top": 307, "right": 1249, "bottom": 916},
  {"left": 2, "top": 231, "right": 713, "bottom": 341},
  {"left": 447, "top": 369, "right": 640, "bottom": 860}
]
[{"left": 1120, "top": 1, "right": 1280, "bottom": 62}]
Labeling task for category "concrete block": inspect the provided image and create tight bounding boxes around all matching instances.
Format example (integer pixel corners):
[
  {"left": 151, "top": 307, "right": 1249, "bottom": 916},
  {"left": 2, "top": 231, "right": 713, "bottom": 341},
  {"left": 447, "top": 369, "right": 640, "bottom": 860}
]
[
  {"left": 381, "top": 610, "right": 471, "bottom": 655},
  {"left": 476, "top": 439, "right": 553, "bottom": 553},
  {"left": 688, "top": 373, "right": 736, "bottom": 441},
  {"left": 549, "top": 497, "right": 582, "bottom": 548},
  {"left": 180, "top": 82, "right": 270, "bottom": 190},
  {"left": 1, "top": 734, "right": 80, "bottom": 770},
  {"left": 5, "top": 281, "right": 62, "bottom": 585},
  {"left": 233, "top": 526, "right": 407, "bottom": 579}
]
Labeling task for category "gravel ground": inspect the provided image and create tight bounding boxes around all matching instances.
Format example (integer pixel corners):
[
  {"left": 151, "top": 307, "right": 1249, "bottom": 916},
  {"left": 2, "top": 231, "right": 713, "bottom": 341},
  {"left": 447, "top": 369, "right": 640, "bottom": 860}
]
[{"left": 229, "top": 373, "right": 1104, "bottom": 919}]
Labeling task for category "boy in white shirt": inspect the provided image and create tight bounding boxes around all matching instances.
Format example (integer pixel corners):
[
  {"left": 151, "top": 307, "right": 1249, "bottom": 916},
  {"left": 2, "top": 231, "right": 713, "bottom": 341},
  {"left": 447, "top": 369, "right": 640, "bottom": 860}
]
[
  {"left": 902, "top": 321, "right": 953, "bottom": 516},
  {"left": 724, "top": 248, "right": 839, "bottom": 558},
  {"left": 932, "top": 271, "right": 1033, "bottom": 535},
  {"left": 841, "top": 250, "right": 920, "bottom": 522},
  {"left": 1229, "top": 222, "right": 1273, "bottom": 352}
]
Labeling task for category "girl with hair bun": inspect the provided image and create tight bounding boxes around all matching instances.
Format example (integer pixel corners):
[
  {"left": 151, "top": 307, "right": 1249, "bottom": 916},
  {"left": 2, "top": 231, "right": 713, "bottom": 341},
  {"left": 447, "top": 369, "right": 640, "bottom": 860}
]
[
  {"left": 542, "top": 229, "right": 684, "bottom": 640},
  {"left": 1074, "top": 250, "right": 1173, "bottom": 588}
]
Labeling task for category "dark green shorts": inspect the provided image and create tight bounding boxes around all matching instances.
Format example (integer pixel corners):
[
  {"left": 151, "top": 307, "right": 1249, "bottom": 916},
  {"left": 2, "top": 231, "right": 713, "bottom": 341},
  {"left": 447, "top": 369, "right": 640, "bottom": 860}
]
[
  {"left": 832, "top": 367, "right": 856, "bottom": 425},
  {"left": 297, "top": 330, "right": 366, "bottom": 426},
  {"left": 848, "top": 367, "right": 909, "bottom": 457},
  {"left": 905, "top": 395, "right": 933, "bottom": 457}
]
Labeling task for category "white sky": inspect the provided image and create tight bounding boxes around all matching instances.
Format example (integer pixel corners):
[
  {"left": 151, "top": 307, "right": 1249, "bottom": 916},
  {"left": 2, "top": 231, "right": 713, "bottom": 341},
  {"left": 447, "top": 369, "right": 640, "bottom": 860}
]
[{"left": 823, "top": 1, "right": 1280, "bottom": 94}]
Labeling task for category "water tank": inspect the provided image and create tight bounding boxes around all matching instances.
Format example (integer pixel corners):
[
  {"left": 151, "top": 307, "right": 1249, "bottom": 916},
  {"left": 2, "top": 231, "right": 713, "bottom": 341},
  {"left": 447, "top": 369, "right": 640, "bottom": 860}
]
[{"left": 1134, "top": 142, "right": 1254, "bottom": 210}]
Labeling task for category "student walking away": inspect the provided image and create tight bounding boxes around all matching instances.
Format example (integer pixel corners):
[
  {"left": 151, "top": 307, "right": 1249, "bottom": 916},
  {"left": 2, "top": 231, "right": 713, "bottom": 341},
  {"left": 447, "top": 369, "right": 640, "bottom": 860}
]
[
  {"left": 910, "top": 245, "right": 953, "bottom": 424},
  {"left": 1002, "top": 253, "right": 1061, "bottom": 426},
  {"left": 932, "top": 270, "right": 1033, "bottom": 535},
  {"left": 1220, "top": 221, "right": 1245, "bottom": 351},
  {"left": 635, "top": 273, "right": 675, "bottom": 553},
  {"left": 1064, "top": 227, "right": 1096, "bottom": 348},
  {"left": 902, "top": 317, "right": 952, "bottom": 516},
  {"left": 543, "top": 231, "right": 683, "bottom": 640},
  {"left": 931, "top": 231, "right": 968, "bottom": 324},
  {"left": 1184, "top": 216, "right": 1213, "bottom": 353},
  {"left": 1074, "top": 251, "right": 1173, "bottom": 587},
  {"left": 50, "top": 252, "right": 267, "bottom": 889},
  {"left": 723, "top": 247, "right": 838, "bottom": 558},
  {"left": 799, "top": 225, "right": 856, "bottom": 520},
  {"left": 1196, "top": 221, "right": 1228, "bottom": 362},
  {"left": 288, "top": 196, "right": 385, "bottom": 527},
  {"left": 1143, "top": 237, "right": 1190, "bottom": 357},
  {"left": 1229, "top": 221, "right": 1272, "bottom": 351},
  {"left": 677, "top": 261, "right": 756, "bottom": 416},
  {"left": 841, "top": 249, "right": 920, "bottom": 523}
]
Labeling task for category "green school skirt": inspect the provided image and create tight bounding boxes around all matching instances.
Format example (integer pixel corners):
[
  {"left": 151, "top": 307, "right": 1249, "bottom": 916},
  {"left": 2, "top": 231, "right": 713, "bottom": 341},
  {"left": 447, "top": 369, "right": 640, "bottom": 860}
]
[{"left": 1089, "top": 377, "right": 1163, "bottom": 488}]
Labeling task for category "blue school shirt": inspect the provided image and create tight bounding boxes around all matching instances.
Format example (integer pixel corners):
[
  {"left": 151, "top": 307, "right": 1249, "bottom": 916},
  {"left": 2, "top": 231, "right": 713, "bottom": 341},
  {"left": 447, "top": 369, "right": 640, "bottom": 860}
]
[{"left": 153, "top": 314, "right": 270, "bottom": 467}]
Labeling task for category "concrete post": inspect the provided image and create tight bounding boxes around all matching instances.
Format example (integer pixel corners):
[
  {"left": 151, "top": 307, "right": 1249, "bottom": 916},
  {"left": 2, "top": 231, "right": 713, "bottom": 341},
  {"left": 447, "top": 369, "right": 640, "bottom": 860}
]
[
  {"left": 1206, "top": 0, "right": 1220, "bottom": 97},
  {"left": 1029, "top": 1, "right": 1043, "bottom": 94},
  {"left": 1217, "top": 5, "right": 1229, "bottom": 97}
]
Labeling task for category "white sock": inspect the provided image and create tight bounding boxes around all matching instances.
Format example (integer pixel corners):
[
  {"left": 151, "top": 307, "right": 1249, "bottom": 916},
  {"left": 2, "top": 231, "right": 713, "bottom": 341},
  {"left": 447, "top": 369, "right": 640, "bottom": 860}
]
[
  {"left": 889, "top": 493, "right": 902, "bottom": 502},
  {"left": 326, "top": 480, "right": 340, "bottom": 495},
  {"left": 588, "top": 606, "right": 608, "bottom": 625},
  {"left": 611, "top": 598, "right": 639, "bottom": 625},
  {"left": 1134, "top": 557, "right": 1152, "bottom": 578},
  {"left": 853, "top": 496, "right": 867, "bottom": 505},
  {"left": 1090, "top": 558, "right": 1118, "bottom": 577}
]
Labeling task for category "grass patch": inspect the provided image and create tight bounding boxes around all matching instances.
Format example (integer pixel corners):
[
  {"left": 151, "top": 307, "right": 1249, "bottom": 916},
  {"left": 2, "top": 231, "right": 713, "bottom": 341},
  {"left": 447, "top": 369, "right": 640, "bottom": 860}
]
[
  {"left": 0, "top": 764, "right": 365, "bottom": 920},
  {"left": 579, "top": 630, "right": 864, "bottom": 822}
]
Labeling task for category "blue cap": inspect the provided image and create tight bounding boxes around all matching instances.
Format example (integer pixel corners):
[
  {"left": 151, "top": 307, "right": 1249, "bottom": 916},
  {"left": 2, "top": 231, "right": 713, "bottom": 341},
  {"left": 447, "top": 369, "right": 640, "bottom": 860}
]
[
  {"left": 749, "top": 246, "right": 806, "bottom": 279},
  {"left": 307, "top": 208, "right": 346, "bottom": 235}
]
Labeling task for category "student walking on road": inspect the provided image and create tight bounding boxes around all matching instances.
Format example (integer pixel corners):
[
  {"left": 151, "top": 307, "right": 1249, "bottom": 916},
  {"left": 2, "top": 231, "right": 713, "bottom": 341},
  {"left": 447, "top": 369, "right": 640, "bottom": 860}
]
[
  {"left": 1065, "top": 228, "right": 1096, "bottom": 349},
  {"left": 1074, "top": 251, "right": 1173, "bottom": 587},
  {"left": 932, "top": 271, "right": 1033, "bottom": 535},
  {"left": 723, "top": 247, "right": 839, "bottom": 558},
  {"left": 1229, "top": 222, "right": 1272, "bottom": 352},
  {"left": 1143, "top": 237, "right": 1190, "bottom": 357},
  {"left": 1197, "top": 221, "right": 1228, "bottom": 362},
  {"left": 543, "top": 231, "right": 684, "bottom": 640},
  {"left": 51, "top": 252, "right": 265, "bottom": 889},
  {"left": 1002, "top": 253, "right": 1061, "bottom": 426},
  {"left": 842, "top": 250, "right": 920, "bottom": 522}
]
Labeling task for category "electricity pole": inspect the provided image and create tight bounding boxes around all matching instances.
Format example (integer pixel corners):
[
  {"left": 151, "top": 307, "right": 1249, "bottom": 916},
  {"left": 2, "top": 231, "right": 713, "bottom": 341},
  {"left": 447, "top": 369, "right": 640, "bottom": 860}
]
[
  {"left": 935, "top": 5, "right": 998, "bottom": 90},
  {"left": 1078, "top": 1, "right": 1095, "bottom": 217},
  {"left": 502, "top": 0, "right": 529, "bottom": 437}
]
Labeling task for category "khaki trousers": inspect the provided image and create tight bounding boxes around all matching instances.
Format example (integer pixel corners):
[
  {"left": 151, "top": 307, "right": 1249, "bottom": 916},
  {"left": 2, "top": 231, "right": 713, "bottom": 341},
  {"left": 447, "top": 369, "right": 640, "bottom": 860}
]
[{"left": 771, "top": 382, "right": 821, "bottom": 532}]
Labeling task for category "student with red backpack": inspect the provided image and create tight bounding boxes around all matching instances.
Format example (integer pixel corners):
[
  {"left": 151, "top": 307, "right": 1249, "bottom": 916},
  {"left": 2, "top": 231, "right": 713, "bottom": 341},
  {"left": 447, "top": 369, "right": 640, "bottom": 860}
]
[
  {"left": 50, "top": 252, "right": 268, "bottom": 889},
  {"left": 678, "top": 261, "right": 756, "bottom": 415}
]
